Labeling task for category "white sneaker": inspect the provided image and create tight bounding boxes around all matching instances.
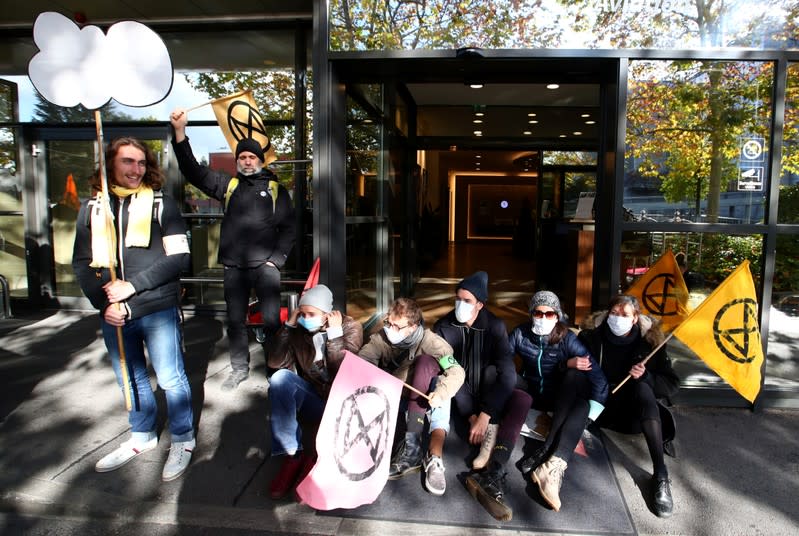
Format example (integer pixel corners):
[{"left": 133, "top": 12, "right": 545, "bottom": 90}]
[
  {"left": 162, "top": 439, "right": 195, "bottom": 481},
  {"left": 95, "top": 436, "right": 157, "bottom": 473}
]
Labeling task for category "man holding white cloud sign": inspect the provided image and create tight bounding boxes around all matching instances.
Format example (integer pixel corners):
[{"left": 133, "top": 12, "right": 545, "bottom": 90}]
[
  {"left": 28, "top": 12, "right": 194, "bottom": 482},
  {"left": 170, "top": 107, "right": 296, "bottom": 391}
]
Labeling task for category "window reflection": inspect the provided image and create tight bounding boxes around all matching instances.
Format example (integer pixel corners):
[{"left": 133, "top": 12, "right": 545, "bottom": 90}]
[
  {"left": 626, "top": 60, "right": 773, "bottom": 224},
  {"left": 768, "top": 234, "right": 799, "bottom": 389},
  {"left": 778, "top": 63, "right": 799, "bottom": 224}
]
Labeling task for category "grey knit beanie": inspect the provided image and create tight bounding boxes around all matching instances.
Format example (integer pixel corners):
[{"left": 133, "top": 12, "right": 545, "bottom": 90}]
[
  {"left": 529, "top": 290, "right": 563, "bottom": 318},
  {"left": 298, "top": 284, "right": 333, "bottom": 313}
]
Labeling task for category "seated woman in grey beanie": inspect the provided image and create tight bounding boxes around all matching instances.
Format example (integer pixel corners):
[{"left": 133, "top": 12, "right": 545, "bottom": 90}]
[
  {"left": 265, "top": 284, "right": 363, "bottom": 500},
  {"left": 509, "top": 290, "right": 608, "bottom": 513}
]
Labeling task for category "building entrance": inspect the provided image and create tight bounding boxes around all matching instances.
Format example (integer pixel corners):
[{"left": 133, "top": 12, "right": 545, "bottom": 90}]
[{"left": 336, "top": 56, "right": 616, "bottom": 325}]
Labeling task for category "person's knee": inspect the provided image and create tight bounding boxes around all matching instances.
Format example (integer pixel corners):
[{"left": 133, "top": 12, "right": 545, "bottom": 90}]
[
  {"left": 268, "top": 368, "right": 295, "bottom": 392},
  {"left": 512, "top": 388, "right": 533, "bottom": 408}
]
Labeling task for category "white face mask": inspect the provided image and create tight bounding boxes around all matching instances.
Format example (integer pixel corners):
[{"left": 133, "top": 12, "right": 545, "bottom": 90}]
[
  {"left": 384, "top": 326, "right": 407, "bottom": 345},
  {"left": 455, "top": 300, "right": 475, "bottom": 323},
  {"left": 607, "top": 314, "right": 635, "bottom": 336},
  {"left": 532, "top": 317, "right": 558, "bottom": 336}
]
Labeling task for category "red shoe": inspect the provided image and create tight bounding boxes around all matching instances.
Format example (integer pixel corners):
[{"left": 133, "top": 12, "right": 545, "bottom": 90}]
[
  {"left": 293, "top": 454, "right": 317, "bottom": 503},
  {"left": 269, "top": 454, "right": 306, "bottom": 500}
]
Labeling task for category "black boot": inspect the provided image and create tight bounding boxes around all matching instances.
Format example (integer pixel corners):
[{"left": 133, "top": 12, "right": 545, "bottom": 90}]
[
  {"left": 465, "top": 463, "right": 512, "bottom": 522},
  {"left": 388, "top": 432, "right": 423, "bottom": 479},
  {"left": 519, "top": 443, "right": 550, "bottom": 474},
  {"left": 653, "top": 476, "right": 674, "bottom": 518}
]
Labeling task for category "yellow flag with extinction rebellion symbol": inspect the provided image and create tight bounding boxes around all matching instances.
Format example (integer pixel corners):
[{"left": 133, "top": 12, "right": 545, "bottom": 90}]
[
  {"left": 672, "top": 261, "right": 764, "bottom": 403},
  {"left": 626, "top": 249, "right": 690, "bottom": 333},
  {"left": 210, "top": 89, "right": 277, "bottom": 164}
]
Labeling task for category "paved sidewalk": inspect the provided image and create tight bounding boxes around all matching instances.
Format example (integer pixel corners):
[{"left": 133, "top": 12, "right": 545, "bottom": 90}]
[{"left": 1, "top": 309, "right": 798, "bottom": 536}]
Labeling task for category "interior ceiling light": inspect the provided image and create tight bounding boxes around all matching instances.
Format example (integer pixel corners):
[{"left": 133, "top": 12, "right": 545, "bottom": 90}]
[
  {"left": 527, "top": 112, "right": 537, "bottom": 117},
  {"left": 573, "top": 131, "right": 583, "bottom": 135},
  {"left": 475, "top": 154, "right": 482, "bottom": 159},
  {"left": 547, "top": 83, "right": 560, "bottom": 89},
  {"left": 469, "top": 83, "right": 484, "bottom": 89},
  {"left": 585, "top": 120, "right": 596, "bottom": 125},
  {"left": 475, "top": 111, "right": 485, "bottom": 117},
  {"left": 474, "top": 130, "right": 483, "bottom": 136},
  {"left": 449, "top": 145, "right": 458, "bottom": 151},
  {"left": 528, "top": 120, "right": 538, "bottom": 124},
  {"left": 581, "top": 113, "right": 591, "bottom": 118},
  {"left": 473, "top": 119, "right": 483, "bottom": 124},
  {"left": 559, "top": 134, "right": 567, "bottom": 138},
  {"left": 523, "top": 130, "right": 532, "bottom": 135}
]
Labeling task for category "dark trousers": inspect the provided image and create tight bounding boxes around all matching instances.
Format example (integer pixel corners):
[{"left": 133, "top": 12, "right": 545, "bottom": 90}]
[
  {"left": 518, "top": 368, "right": 591, "bottom": 463},
  {"left": 224, "top": 263, "right": 281, "bottom": 372},
  {"left": 453, "top": 365, "right": 532, "bottom": 447}
]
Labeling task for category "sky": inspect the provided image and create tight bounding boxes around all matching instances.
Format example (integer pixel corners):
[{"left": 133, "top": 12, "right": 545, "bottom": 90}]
[{"left": 5, "top": 72, "right": 227, "bottom": 162}]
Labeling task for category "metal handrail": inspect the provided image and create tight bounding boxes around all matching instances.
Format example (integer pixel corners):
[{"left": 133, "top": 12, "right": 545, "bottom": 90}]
[{"left": 0, "top": 274, "right": 11, "bottom": 318}]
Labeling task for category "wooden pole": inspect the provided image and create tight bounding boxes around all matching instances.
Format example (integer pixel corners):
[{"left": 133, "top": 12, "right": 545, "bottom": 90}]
[
  {"left": 183, "top": 89, "right": 250, "bottom": 114},
  {"left": 95, "top": 110, "right": 133, "bottom": 412},
  {"left": 402, "top": 381, "right": 432, "bottom": 402},
  {"left": 611, "top": 331, "right": 675, "bottom": 394}
]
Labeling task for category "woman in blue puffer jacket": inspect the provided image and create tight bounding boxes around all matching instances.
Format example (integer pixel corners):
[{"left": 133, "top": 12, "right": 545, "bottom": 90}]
[{"left": 508, "top": 290, "right": 608, "bottom": 513}]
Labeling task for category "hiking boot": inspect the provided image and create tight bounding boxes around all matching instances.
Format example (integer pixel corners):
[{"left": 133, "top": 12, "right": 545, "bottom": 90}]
[
  {"left": 95, "top": 435, "right": 157, "bottom": 473},
  {"left": 519, "top": 443, "right": 550, "bottom": 474},
  {"left": 465, "top": 465, "right": 513, "bottom": 522},
  {"left": 270, "top": 453, "right": 308, "bottom": 499},
  {"left": 422, "top": 452, "right": 446, "bottom": 496},
  {"left": 162, "top": 439, "right": 195, "bottom": 481},
  {"left": 532, "top": 455, "right": 567, "bottom": 512},
  {"left": 388, "top": 432, "right": 423, "bottom": 479},
  {"left": 472, "top": 423, "right": 498, "bottom": 470},
  {"left": 221, "top": 369, "right": 249, "bottom": 391},
  {"left": 653, "top": 477, "right": 674, "bottom": 518}
]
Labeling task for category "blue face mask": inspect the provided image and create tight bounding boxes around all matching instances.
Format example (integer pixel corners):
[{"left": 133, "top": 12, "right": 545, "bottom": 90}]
[{"left": 298, "top": 316, "right": 323, "bottom": 333}]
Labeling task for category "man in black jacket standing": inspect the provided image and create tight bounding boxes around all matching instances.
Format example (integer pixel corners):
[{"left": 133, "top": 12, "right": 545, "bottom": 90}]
[
  {"left": 433, "top": 271, "right": 532, "bottom": 521},
  {"left": 170, "top": 108, "right": 296, "bottom": 391},
  {"left": 73, "top": 137, "right": 195, "bottom": 481}
]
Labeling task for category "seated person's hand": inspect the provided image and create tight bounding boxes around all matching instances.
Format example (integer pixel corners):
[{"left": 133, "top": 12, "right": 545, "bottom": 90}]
[
  {"left": 326, "top": 310, "right": 342, "bottom": 329},
  {"left": 468, "top": 412, "right": 490, "bottom": 445},
  {"left": 630, "top": 361, "right": 647, "bottom": 379},
  {"left": 567, "top": 355, "right": 592, "bottom": 371},
  {"left": 427, "top": 391, "right": 445, "bottom": 409}
]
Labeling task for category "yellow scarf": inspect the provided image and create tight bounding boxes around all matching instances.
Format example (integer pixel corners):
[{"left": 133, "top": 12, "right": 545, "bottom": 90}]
[{"left": 90, "top": 185, "right": 154, "bottom": 268}]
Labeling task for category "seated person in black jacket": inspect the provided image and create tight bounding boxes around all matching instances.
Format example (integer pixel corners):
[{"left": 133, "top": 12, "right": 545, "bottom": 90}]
[{"left": 433, "top": 271, "right": 531, "bottom": 522}]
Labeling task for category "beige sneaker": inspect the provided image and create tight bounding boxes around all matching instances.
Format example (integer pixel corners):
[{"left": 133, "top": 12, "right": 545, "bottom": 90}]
[
  {"left": 532, "top": 455, "right": 567, "bottom": 511},
  {"left": 472, "top": 423, "right": 498, "bottom": 470}
]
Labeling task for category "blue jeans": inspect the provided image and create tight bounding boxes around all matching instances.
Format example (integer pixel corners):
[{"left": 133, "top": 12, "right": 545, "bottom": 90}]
[
  {"left": 101, "top": 307, "right": 194, "bottom": 443},
  {"left": 268, "top": 368, "right": 325, "bottom": 456}
]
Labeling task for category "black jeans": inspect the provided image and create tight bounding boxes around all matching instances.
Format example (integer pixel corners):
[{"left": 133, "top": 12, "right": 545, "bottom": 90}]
[{"left": 224, "top": 263, "right": 281, "bottom": 372}]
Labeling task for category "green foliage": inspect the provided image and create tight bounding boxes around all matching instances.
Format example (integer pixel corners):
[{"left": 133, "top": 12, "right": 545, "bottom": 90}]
[
  {"left": 183, "top": 70, "right": 312, "bottom": 170},
  {"left": 695, "top": 234, "right": 763, "bottom": 287},
  {"left": 774, "top": 235, "right": 799, "bottom": 292}
]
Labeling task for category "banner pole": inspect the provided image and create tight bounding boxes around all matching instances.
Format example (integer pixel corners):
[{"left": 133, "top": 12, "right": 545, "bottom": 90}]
[
  {"left": 95, "top": 110, "right": 133, "bottom": 412},
  {"left": 611, "top": 332, "right": 675, "bottom": 395}
]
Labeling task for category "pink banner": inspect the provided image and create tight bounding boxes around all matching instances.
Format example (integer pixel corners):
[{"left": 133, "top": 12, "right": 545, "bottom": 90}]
[{"left": 296, "top": 351, "right": 403, "bottom": 510}]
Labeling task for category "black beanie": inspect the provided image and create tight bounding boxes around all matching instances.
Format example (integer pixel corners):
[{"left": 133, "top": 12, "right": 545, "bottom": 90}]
[
  {"left": 235, "top": 138, "right": 265, "bottom": 162},
  {"left": 457, "top": 271, "right": 489, "bottom": 303}
]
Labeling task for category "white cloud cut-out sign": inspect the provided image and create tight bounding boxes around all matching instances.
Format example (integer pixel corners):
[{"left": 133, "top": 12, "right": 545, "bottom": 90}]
[{"left": 28, "top": 12, "right": 173, "bottom": 109}]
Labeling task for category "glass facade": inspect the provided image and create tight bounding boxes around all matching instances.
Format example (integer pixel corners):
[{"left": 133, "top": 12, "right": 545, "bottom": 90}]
[
  {"left": 625, "top": 60, "right": 773, "bottom": 224},
  {"left": 329, "top": 0, "right": 799, "bottom": 51}
]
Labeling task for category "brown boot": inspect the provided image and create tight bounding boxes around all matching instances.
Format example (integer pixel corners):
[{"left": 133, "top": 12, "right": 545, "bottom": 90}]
[{"left": 532, "top": 455, "right": 567, "bottom": 511}]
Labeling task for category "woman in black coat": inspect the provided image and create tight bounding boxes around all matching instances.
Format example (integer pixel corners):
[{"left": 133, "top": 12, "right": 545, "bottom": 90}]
[{"left": 579, "top": 294, "right": 680, "bottom": 518}]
